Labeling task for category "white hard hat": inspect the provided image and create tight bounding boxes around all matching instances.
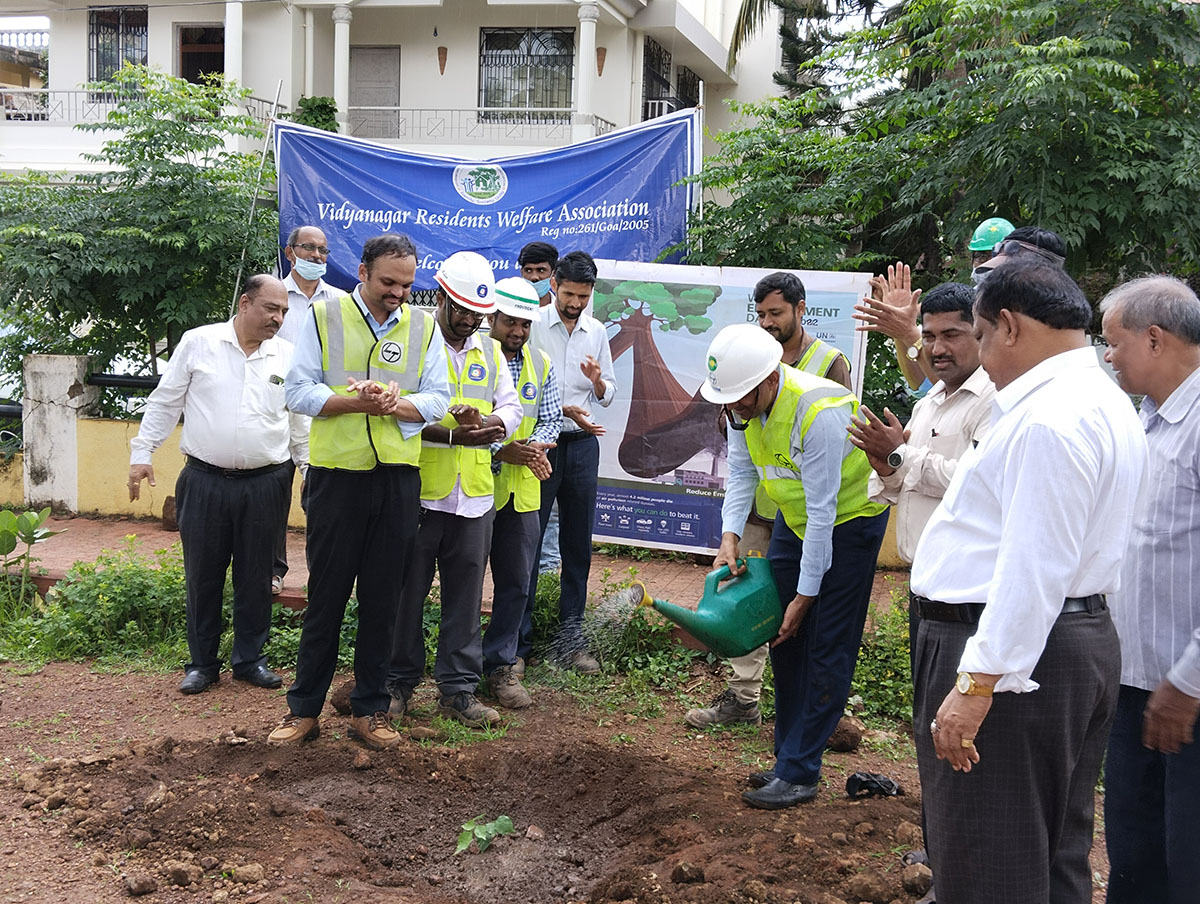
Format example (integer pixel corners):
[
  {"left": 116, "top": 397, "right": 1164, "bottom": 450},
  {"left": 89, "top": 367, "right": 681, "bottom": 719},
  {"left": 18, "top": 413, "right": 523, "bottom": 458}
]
[
  {"left": 493, "top": 277, "right": 541, "bottom": 321},
  {"left": 700, "top": 323, "right": 783, "bottom": 404},
  {"left": 435, "top": 251, "right": 497, "bottom": 314}
]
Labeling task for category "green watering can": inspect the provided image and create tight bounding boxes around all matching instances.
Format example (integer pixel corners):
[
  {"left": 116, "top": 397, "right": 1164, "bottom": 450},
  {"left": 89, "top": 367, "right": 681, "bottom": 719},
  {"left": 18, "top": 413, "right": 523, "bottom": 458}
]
[{"left": 635, "top": 556, "right": 782, "bottom": 658}]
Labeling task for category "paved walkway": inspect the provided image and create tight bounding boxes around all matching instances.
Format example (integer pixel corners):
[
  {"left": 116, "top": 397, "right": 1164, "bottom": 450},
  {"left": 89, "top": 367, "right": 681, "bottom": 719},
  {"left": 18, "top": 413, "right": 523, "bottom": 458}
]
[{"left": 30, "top": 516, "right": 906, "bottom": 616}]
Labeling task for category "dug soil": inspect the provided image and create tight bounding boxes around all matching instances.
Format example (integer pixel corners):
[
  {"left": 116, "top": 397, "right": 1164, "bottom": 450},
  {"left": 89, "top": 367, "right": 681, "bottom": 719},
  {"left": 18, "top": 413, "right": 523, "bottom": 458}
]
[{"left": 0, "top": 662, "right": 1108, "bottom": 904}]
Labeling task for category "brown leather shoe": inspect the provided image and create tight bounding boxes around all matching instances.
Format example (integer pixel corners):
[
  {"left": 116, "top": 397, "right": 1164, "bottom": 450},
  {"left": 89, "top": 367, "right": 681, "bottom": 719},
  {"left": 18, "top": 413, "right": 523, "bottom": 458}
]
[
  {"left": 348, "top": 712, "right": 400, "bottom": 750},
  {"left": 485, "top": 665, "right": 531, "bottom": 709},
  {"left": 267, "top": 713, "right": 319, "bottom": 745}
]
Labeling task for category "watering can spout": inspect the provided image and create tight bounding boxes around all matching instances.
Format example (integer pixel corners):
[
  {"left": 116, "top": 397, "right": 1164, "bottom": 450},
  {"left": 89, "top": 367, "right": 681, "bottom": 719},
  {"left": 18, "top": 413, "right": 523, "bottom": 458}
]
[{"left": 637, "top": 559, "right": 782, "bottom": 659}]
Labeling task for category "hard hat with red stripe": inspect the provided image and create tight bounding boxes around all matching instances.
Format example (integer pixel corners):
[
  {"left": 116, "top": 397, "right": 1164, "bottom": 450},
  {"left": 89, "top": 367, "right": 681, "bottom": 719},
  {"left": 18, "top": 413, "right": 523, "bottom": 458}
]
[{"left": 435, "top": 251, "right": 497, "bottom": 313}]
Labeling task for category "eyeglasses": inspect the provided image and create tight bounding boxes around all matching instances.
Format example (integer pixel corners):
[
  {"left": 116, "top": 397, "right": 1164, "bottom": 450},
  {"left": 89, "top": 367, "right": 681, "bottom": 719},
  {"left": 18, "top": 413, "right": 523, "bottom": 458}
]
[
  {"left": 449, "top": 301, "right": 486, "bottom": 323},
  {"left": 291, "top": 242, "right": 330, "bottom": 256}
]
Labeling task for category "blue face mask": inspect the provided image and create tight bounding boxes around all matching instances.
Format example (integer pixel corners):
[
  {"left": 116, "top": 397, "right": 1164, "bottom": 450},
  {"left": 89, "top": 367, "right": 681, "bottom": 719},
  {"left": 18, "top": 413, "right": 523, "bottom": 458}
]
[
  {"left": 529, "top": 276, "right": 552, "bottom": 298},
  {"left": 292, "top": 257, "right": 326, "bottom": 281}
]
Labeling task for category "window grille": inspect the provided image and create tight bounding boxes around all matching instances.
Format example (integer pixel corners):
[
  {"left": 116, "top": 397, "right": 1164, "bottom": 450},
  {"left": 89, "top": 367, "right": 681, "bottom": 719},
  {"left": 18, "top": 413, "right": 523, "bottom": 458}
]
[
  {"left": 676, "top": 66, "right": 700, "bottom": 109},
  {"left": 88, "top": 7, "right": 148, "bottom": 83},
  {"left": 642, "top": 37, "right": 672, "bottom": 105},
  {"left": 478, "top": 28, "right": 575, "bottom": 123}
]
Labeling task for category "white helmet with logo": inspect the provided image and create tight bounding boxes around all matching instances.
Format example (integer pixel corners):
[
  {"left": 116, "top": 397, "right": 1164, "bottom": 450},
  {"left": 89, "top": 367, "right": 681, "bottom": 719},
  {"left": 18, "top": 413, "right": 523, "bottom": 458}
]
[
  {"left": 435, "top": 250, "right": 496, "bottom": 314},
  {"left": 493, "top": 277, "right": 541, "bottom": 322},
  {"left": 700, "top": 323, "right": 783, "bottom": 404}
]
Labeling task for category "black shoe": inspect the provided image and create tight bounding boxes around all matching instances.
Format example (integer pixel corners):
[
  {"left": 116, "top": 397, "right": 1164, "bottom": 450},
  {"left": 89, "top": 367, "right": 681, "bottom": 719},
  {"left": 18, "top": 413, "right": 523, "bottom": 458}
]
[
  {"left": 747, "top": 769, "right": 776, "bottom": 789},
  {"left": 233, "top": 665, "right": 282, "bottom": 689},
  {"left": 179, "top": 670, "right": 218, "bottom": 695},
  {"left": 742, "top": 777, "right": 820, "bottom": 810}
]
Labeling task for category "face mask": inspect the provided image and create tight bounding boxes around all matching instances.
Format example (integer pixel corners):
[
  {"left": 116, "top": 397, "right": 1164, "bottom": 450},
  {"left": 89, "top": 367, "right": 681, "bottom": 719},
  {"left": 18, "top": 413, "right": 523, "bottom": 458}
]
[
  {"left": 293, "top": 257, "right": 326, "bottom": 281},
  {"left": 529, "top": 276, "right": 552, "bottom": 298}
]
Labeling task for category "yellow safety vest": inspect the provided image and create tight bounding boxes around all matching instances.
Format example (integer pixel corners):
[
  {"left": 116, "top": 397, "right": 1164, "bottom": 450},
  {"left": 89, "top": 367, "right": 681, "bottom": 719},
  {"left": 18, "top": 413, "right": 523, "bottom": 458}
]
[
  {"left": 754, "top": 337, "right": 850, "bottom": 523},
  {"left": 745, "top": 365, "right": 885, "bottom": 539},
  {"left": 494, "top": 348, "right": 552, "bottom": 513},
  {"left": 310, "top": 294, "right": 434, "bottom": 471},
  {"left": 419, "top": 336, "right": 507, "bottom": 501}
]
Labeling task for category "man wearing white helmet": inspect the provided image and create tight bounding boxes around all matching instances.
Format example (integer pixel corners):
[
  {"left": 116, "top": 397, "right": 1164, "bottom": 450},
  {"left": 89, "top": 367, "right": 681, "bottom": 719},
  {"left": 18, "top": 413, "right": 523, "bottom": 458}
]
[
  {"left": 479, "top": 277, "right": 563, "bottom": 708},
  {"left": 270, "top": 234, "right": 449, "bottom": 751},
  {"left": 386, "top": 251, "right": 523, "bottom": 728},
  {"left": 702, "top": 323, "right": 889, "bottom": 809}
]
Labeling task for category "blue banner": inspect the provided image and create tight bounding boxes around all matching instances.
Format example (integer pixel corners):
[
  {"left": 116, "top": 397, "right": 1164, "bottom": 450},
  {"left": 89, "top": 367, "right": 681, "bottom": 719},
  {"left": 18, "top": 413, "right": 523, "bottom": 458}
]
[{"left": 274, "top": 111, "right": 699, "bottom": 291}]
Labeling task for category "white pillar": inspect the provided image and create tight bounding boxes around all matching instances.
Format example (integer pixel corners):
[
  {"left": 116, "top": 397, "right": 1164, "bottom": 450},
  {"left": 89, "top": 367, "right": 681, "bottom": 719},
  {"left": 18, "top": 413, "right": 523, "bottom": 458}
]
[
  {"left": 22, "top": 355, "right": 98, "bottom": 512},
  {"left": 572, "top": 0, "right": 600, "bottom": 142},
  {"left": 224, "top": 1, "right": 243, "bottom": 89},
  {"left": 304, "top": 8, "right": 315, "bottom": 98},
  {"left": 333, "top": 4, "right": 353, "bottom": 134}
]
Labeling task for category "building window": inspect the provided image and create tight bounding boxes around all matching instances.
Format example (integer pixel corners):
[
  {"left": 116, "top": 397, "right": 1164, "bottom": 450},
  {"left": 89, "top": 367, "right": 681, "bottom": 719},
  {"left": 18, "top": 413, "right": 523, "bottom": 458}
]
[
  {"left": 676, "top": 66, "right": 700, "bottom": 109},
  {"left": 89, "top": 7, "right": 149, "bottom": 83},
  {"left": 478, "top": 28, "right": 574, "bottom": 121}
]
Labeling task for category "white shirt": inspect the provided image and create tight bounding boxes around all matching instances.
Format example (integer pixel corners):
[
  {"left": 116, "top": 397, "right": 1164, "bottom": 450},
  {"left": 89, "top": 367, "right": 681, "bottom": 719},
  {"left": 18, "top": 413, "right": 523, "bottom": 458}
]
[
  {"left": 869, "top": 366, "right": 996, "bottom": 563},
  {"left": 130, "top": 319, "right": 309, "bottom": 471},
  {"left": 1112, "top": 365, "right": 1200, "bottom": 697},
  {"left": 422, "top": 331, "right": 522, "bottom": 519},
  {"left": 911, "top": 346, "right": 1147, "bottom": 692},
  {"left": 277, "top": 272, "right": 339, "bottom": 345},
  {"left": 530, "top": 303, "right": 616, "bottom": 431}
]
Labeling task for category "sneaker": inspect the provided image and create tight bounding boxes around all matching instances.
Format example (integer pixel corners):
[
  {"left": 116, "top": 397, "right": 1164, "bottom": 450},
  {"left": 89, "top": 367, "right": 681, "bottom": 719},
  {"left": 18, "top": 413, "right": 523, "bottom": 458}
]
[
  {"left": 485, "top": 665, "right": 532, "bottom": 710},
  {"left": 267, "top": 713, "right": 320, "bottom": 745},
  {"left": 387, "top": 684, "right": 411, "bottom": 719},
  {"left": 348, "top": 712, "right": 401, "bottom": 750},
  {"left": 684, "top": 689, "right": 762, "bottom": 729},
  {"left": 438, "top": 692, "right": 499, "bottom": 728}
]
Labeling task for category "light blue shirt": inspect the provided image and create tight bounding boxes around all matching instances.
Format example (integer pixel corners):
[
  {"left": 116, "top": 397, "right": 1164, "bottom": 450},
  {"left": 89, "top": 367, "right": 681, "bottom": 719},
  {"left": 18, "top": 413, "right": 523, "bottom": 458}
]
[
  {"left": 1114, "top": 365, "right": 1200, "bottom": 697},
  {"left": 529, "top": 303, "right": 616, "bottom": 433},
  {"left": 720, "top": 369, "right": 848, "bottom": 597},
  {"left": 284, "top": 288, "right": 450, "bottom": 439}
]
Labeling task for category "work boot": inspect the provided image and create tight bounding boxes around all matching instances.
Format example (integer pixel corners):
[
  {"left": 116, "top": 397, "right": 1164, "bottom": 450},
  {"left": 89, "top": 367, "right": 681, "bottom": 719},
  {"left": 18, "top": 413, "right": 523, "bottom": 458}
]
[
  {"left": 685, "top": 688, "right": 762, "bottom": 729},
  {"left": 387, "top": 685, "right": 411, "bottom": 719},
  {"left": 568, "top": 650, "right": 601, "bottom": 675},
  {"left": 438, "top": 692, "right": 499, "bottom": 729},
  {"left": 513, "top": 656, "right": 526, "bottom": 678},
  {"left": 485, "top": 665, "right": 532, "bottom": 709},
  {"left": 348, "top": 712, "right": 401, "bottom": 750},
  {"left": 267, "top": 713, "right": 320, "bottom": 746}
]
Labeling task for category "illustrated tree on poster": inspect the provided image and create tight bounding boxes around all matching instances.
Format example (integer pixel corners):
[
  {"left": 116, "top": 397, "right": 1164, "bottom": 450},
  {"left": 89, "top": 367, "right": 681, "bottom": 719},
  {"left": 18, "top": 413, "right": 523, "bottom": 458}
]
[{"left": 591, "top": 280, "right": 728, "bottom": 479}]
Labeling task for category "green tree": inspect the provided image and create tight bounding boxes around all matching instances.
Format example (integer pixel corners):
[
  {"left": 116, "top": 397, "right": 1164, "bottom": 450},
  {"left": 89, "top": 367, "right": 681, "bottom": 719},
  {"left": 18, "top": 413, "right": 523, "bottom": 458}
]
[
  {"left": 693, "top": 0, "right": 1200, "bottom": 286},
  {"left": 0, "top": 65, "right": 278, "bottom": 379}
]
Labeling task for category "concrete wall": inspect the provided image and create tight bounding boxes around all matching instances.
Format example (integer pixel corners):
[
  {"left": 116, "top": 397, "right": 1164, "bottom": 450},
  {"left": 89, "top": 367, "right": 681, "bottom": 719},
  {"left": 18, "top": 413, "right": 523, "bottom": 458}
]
[{"left": 75, "top": 419, "right": 306, "bottom": 527}]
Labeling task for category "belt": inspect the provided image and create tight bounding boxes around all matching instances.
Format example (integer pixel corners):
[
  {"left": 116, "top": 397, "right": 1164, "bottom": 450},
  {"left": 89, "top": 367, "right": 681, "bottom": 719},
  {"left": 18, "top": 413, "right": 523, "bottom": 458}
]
[
  {"left": 910, "top": 593, "right": 1106, "bottom": 625},
  {"left": 187, "top": 456, "right": 288, "bottom": 479},
  {"left": 557, "top": 431, "right": 593, "bottom": 443}
]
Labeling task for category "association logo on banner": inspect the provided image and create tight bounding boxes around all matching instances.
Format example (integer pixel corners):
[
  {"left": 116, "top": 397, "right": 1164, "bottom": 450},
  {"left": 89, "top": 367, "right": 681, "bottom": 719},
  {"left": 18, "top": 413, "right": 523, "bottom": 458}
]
[{"left": 453, "top": 164, "right": 509, "bottom": 205}]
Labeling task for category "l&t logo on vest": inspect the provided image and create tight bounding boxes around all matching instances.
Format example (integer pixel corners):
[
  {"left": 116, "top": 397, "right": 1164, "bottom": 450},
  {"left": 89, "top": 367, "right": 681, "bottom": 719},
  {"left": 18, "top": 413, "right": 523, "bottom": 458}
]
[
  {"left": 467, "top": 363, "right": 487, "bottom": 382},
  {"left": 379, "top": 341, "right": 403, "bottom": 364},
  {"left": 521, "top": 381, "right": 538, "bottom": 401}
]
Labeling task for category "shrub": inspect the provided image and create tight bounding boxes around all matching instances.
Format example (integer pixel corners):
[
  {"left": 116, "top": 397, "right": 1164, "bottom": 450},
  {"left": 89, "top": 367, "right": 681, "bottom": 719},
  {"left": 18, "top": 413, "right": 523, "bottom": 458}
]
[{"left": 850, "top": 598, "right": 913, "bottom": 723}]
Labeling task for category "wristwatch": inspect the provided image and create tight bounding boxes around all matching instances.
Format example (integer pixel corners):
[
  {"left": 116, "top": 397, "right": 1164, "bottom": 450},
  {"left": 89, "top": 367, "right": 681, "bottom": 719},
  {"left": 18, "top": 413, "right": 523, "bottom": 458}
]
[
  {"left": 886, "top": 444, "right": 906, "bottom": 470},
  {"left": 905, "top": 337, "right": 924, "bottom": 360},
  {"left": 956, "top": 671, "right": 994, "bottom": 697}
]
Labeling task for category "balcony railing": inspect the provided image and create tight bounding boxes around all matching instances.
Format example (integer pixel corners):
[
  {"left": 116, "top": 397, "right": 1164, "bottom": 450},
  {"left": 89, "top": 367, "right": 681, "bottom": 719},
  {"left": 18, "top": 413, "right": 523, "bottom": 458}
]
[
  {"left": 0, "top": 89, "right": 287, "bottom": 126},
  {"left": 348, "top": 107, "right": 616, "bottom": 143},
  {"left": 642, "top": 96, "right": 690, "bottom": 122}
]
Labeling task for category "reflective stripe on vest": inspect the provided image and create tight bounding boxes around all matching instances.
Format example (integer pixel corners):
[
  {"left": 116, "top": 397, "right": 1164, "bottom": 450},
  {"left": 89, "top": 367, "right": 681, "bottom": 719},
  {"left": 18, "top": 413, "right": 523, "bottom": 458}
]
[
  {"left": 494, "top": 348, "right": 551, "bottom": 513},
  {"left": 745, "top": 366, "right": 885, "bottom": 539},
  {"left": 310, "top": 295, "right": 433, "bottom": 471},
  {"left": 419, "top": 336, "right": 506, "bottom": 501},
  {"left": 754, "top": 343, "right": 846, "bottom": 523}
]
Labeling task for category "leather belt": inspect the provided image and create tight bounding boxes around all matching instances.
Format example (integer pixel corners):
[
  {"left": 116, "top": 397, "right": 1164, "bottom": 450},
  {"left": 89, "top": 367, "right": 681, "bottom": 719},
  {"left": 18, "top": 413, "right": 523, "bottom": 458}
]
[
  {"left": 187, "top": 456, "right": 288, "bottom": 479},
  {"left": 910, "top": 593, "right": 1106, "bottom": 625}
]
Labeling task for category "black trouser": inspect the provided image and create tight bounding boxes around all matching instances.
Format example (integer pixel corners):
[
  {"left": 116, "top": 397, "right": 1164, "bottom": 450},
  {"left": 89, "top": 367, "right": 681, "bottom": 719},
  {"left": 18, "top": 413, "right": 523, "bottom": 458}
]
[
  {"left": 176, "top": 460, "right": 291, "bottom": 678},
  {"left": 272, "top": 460, "right": 297, "bottom": 580},
  {"left": 286, "top": 465, "right": 420, "bottom": 719}
]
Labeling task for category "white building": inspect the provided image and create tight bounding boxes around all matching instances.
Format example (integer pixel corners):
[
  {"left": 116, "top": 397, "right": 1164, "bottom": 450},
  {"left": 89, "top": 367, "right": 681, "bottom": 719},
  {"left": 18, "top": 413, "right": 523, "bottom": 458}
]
[{"left": 0, "top": 0, "right": 784, "bottom": 171}]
